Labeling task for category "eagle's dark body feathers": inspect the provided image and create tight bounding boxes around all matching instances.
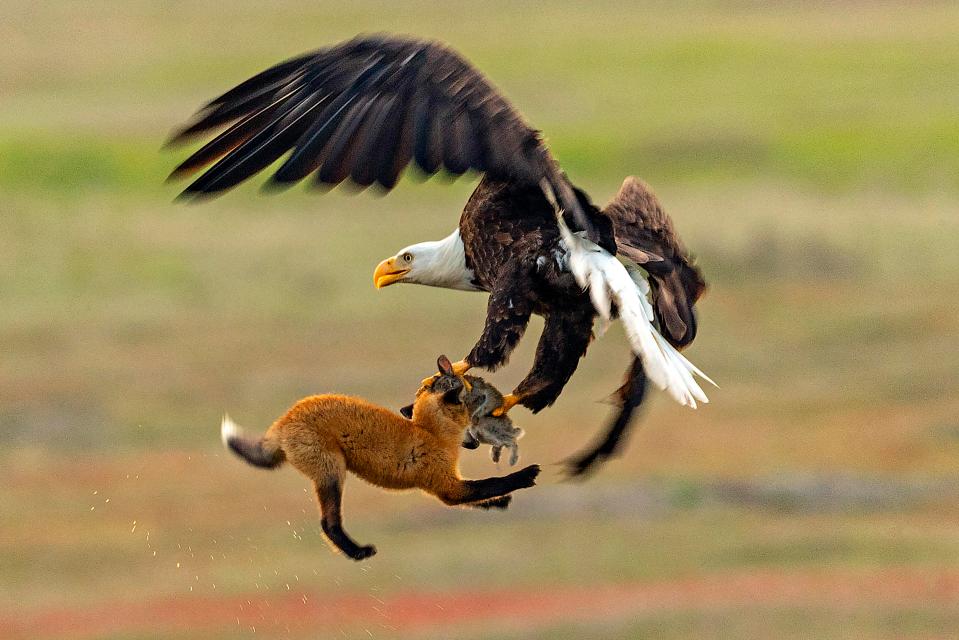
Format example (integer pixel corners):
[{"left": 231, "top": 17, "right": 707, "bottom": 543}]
[{"left": 459, "top": 178, "right": 605, "bottom": 412}]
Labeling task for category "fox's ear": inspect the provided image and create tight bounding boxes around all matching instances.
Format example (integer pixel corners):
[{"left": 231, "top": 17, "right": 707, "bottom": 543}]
[{"left": 437, "top": 355, "right": 453, "bottom": 376}]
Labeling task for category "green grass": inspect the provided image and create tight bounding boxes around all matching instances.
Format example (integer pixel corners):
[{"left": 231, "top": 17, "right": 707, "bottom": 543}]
[{"left": 2, "top": 1, "right": 959, "bottom": 638}]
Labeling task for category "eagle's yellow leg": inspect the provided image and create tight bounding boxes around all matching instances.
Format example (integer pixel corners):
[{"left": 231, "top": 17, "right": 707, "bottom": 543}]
[
  {"left": 492, "top": 393, "right": 523, "bottom": 417},
  {"left": 421, "top": 360, "right": 473, "bottom": 387}
]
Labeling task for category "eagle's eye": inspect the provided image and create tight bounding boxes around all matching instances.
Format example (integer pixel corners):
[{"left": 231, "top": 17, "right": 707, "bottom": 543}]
[{"left": 402, "top": 253, "right": 413, "bottom": 263}]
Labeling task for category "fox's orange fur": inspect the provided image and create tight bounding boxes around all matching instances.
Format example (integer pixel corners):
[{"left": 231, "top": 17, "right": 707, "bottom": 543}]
[{"left": 222, "top": 356, "right": 540, "bottom": 560}]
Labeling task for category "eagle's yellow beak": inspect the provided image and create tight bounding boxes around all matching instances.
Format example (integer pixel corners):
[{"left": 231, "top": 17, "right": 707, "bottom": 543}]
[{"left": 373, "top": 257, "right": 410, "bottom": 289}]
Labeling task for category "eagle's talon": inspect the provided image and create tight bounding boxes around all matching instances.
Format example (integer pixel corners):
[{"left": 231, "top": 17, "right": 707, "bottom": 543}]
[
  {"left": 451, "top": 360, "right": 472, "bottom": 376},
  {"left": 492, "top": 393, "right": 521, "bottom": 417}
]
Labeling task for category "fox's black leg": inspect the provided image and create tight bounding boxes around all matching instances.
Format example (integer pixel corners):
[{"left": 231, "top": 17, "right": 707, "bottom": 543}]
[
  {"left": 437, "top": 465, "right": 540, "bottom": 506},
  {"left": 314, "top": 478, "right": 376, "bottom": 561}
]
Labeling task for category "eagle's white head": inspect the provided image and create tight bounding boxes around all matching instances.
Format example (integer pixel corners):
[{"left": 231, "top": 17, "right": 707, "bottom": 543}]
[{"left": 373, "top": 229, "right": 480, "bottom": 292}]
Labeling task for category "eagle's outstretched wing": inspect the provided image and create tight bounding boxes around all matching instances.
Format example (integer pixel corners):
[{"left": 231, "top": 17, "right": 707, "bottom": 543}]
[
  {"left": 167, "top": 34, "right": 597, "bottom": 240},
  {"left": 604, "top": 177, "right": 706, "bottom": 348}
]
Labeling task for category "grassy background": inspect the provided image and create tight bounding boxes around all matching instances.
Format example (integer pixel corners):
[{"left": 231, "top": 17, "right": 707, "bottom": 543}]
[{"left": 2, "top": 1, "right": 959, "bottom": 638}]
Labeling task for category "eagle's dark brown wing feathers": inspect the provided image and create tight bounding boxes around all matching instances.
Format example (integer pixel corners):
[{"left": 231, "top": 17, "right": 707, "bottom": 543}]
[
  {"left": 169, "top": 53, "right": 317, "bottom": 143},
  {"left": 201, "top": 52, "right": 319, "bottom": 113},
  {"left": 170, "top": 36, "right": 546, "bottom": 192},
  {"left": 604, "top": 177, "right": 706, "bottom": 348},
  {"left": 278, "top": 52, "right": 405, "bottom": 184},
  {"left": 167, "top": 95, "right": 289, "bottom": 177},
  {"left": 181, "top": 54, "right": 403, "bottom": 194},
  {"left": 168, "top": 35, "right": 599, "bottom": 240}
]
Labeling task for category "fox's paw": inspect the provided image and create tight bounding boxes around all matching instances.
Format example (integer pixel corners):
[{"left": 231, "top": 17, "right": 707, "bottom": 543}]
[
  {"left": 512, "top": 464, "right": 541, "bottom": 489},
  {"left": 350, "top": 545, "right": 377, "bottom": 561}
]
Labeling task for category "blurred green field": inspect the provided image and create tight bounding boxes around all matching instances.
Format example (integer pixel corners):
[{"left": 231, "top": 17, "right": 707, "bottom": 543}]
[{"left": 2, "top": 2, "right": 959, "bottom": 638}]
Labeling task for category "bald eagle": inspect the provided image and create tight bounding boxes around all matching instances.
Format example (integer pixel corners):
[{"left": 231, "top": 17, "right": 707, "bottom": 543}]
[{"left": 168, "top": 34, "right": 713, "bottom": 475}]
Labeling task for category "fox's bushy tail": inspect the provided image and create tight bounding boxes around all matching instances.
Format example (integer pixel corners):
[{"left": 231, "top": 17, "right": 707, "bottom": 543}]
[{"left": 221, "top": 414, "right": 285, "bottom": 469}]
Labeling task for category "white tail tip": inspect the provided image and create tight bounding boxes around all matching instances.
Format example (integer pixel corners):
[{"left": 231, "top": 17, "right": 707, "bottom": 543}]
[{"left": 220, "top": 413, "right": 240, "bottom": 446}]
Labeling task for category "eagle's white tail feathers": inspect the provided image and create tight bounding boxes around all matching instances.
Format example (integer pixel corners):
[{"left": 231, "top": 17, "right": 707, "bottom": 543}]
[
  {"left": 587, "top": 264, "right": 612, "bottom": 335},
  {"left": 560, "top": 224, "right": 714, "bottom": 409}
]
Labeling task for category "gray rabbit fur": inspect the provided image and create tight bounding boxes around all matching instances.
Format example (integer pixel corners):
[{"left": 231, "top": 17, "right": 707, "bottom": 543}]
[{"left": 461, "top": 375, "right": 525, "bottom": 466}]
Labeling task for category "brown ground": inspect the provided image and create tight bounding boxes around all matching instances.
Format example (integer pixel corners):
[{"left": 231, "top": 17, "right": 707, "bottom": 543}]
[{"left": 7, "top": 567, "right": 959, "bottom": 639}]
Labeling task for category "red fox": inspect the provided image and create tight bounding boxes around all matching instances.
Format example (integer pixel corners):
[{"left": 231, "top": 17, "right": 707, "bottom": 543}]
[{"left": 221, "top": 356, "right": 541, "bottom": 560}]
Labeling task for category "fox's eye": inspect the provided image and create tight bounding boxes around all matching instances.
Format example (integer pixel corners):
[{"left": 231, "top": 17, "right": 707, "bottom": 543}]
[{"left": 402, "top": 253, "right": 412, "bottom": 263}]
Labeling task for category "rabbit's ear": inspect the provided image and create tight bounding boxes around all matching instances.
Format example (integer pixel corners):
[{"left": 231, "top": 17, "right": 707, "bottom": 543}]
[{"left": 437, "top": 355, "right": 453, "bottom": 376}]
